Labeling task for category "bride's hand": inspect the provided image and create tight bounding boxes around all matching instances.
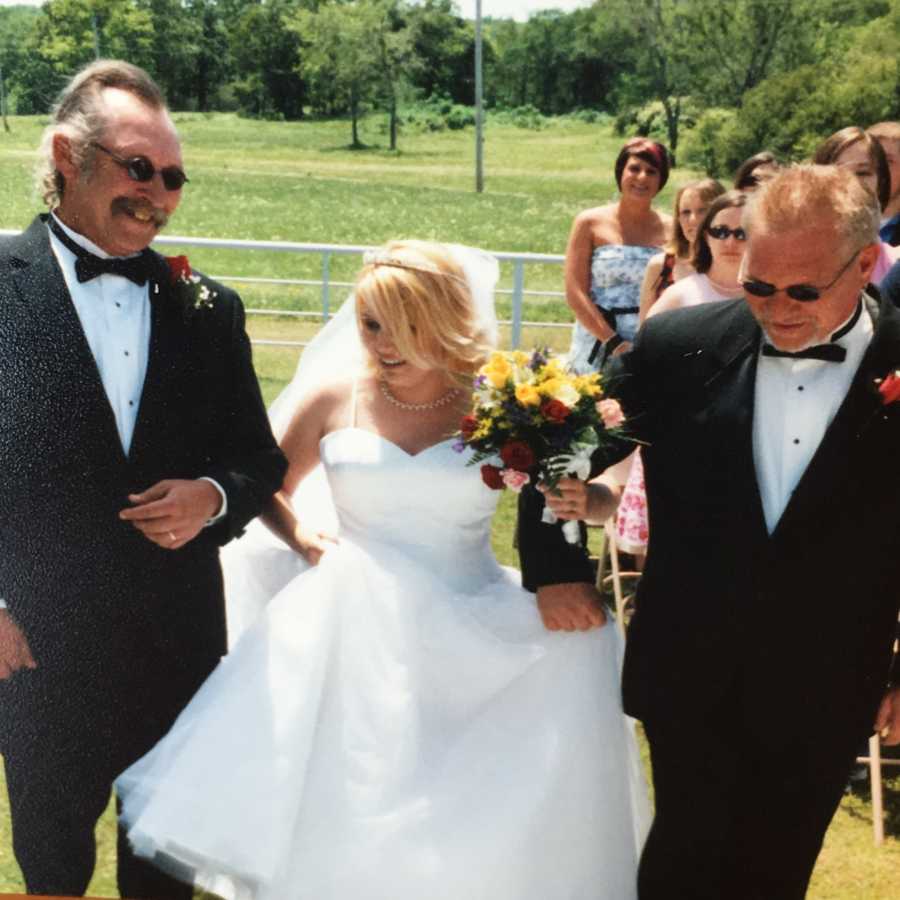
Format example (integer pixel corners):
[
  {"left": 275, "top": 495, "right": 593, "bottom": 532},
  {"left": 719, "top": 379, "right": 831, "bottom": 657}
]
[{"left": 293, "top": 527, "right": 338, "bottom": 565}]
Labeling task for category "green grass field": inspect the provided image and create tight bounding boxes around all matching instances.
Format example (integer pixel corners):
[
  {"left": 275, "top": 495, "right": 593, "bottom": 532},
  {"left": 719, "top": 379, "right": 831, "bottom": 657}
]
[{"left": 0, "top": 112, "right": 897, "bottom": 897}]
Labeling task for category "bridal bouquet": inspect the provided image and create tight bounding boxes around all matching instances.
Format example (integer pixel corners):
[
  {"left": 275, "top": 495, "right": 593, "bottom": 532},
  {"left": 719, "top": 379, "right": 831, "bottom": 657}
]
[{"left": 455, "top": 349, "right": 626, "bottom": 543}]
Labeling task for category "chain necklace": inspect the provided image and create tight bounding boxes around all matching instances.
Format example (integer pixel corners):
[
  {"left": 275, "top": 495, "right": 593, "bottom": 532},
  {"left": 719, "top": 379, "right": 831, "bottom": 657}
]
[
  {"left": 380, "top": 379, "right": 460, "bottom": 412},
  {"left": 706, "top": 271, "right": 742, "bottom": 297}
]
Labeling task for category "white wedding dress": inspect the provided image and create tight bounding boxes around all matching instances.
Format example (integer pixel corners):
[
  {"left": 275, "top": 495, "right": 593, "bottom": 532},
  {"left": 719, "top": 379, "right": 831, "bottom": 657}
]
[
  {"left": 117, "top": 401, "right": 649, "bottom": 900},
  {"left": 117, "top": 239, "right": 648, "bottom": 897}
]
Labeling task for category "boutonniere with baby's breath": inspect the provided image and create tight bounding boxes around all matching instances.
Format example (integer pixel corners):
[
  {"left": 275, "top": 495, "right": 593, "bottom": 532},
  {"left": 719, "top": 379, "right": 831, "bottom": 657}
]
[{"left": 165, "top": 255, "right": 217, "bottom": 314}]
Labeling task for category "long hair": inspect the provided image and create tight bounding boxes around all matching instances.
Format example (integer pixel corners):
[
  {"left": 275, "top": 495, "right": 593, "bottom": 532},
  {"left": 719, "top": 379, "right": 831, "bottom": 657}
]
[
  {"left": 36, "top": 59, "right": 167, "bottom": 208},
  {"left": 670, "top": 178, "right": 727, "bottom": 258},
  {"left": 691, "top": 190, "right": 748, "bottom": 274},
  {"left": 355, "top": 241, "right": 493, "bottom": 384},
  {"left": 812, "top": 127, "right": 890, "bottom": 212}
]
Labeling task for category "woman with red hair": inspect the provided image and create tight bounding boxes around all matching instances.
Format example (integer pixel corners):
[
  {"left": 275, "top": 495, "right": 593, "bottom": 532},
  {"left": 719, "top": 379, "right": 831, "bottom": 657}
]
[{"left": 565, "top": 137, "right": 671, "bottom": 373}]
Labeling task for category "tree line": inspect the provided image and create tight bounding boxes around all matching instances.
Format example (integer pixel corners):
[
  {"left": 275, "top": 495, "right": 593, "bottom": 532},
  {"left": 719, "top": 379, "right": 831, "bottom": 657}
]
[{"left": 1, "top": 0, "right": 899, "bottom": 172}]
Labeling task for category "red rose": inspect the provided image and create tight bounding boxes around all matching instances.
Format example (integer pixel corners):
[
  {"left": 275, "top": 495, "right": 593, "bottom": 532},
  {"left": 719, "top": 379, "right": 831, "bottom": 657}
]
[
  {"left": 460, "top": 415, "right": 479, "bottom": 439},
  {"left": 878, "top": 371, "right": 900, "bottom": 406},
  {"left": 499, "top": 441, "right": 535, "bottom": 472},
  {"left": 166, "top": 255, "right": 192, "bottom": 283},
  {"left": 540, "top": 399, "right": 570, "bottom": 423},
  {"left": 480, "top": 464, "right": 505, "bottom": 490}
]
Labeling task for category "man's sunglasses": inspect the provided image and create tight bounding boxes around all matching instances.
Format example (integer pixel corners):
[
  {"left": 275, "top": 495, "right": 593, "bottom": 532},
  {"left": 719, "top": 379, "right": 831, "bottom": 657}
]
[
  {"left": 706, "top": 224, "right": 748, "bottom": 241},
  {"left": 92, "top": 143, "right": 188, "bottom": 191},
  {"left": 739, "top": 248, "right": 861, "bottom": 303}
]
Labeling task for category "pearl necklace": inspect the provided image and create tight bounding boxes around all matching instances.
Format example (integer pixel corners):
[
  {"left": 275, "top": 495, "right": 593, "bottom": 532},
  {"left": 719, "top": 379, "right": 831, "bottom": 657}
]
[{"left": 380, "top": 380, "right": 460, "bottom": 412}]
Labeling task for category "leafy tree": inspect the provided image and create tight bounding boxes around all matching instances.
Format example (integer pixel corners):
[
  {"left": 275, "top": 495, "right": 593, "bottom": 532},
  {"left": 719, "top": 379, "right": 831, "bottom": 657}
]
[
  {"left": 290, "top": 0, "right": 381, "bottom": 145},
  {"left": 227, "top": 0, "right": 307, "bottom": 120}
]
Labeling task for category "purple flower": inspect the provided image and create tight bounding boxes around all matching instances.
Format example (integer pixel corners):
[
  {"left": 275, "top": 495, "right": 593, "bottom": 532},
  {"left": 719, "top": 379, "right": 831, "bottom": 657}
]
[{"left": 451, "top": 439, "right": 467, "bottom": 453}]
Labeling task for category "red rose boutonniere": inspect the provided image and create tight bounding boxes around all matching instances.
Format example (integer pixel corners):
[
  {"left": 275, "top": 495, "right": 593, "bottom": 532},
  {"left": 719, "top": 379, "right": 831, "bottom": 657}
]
[
  {"left": 166, "top": 254, "right": 217, "bottom": 311},
  {"left": 877, "top": 370, "right": 900, "bottom": 407}
]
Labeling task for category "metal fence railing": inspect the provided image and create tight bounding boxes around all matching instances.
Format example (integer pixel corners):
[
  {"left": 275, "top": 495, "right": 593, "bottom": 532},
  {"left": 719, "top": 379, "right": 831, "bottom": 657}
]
[{"left": 0, "top": 231, "right": 569, "bottom": 349}]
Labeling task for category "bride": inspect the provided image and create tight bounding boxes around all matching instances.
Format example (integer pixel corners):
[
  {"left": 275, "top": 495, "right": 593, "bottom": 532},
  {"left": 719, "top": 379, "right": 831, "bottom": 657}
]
[{"left": 116, "top": 241, "right": 649, "bottom": 900}]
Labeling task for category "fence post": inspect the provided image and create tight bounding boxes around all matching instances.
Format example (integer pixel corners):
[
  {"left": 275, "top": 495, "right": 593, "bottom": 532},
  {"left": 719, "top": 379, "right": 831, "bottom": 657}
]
[
  {"left": 511, "top": 259, "right": 525, "bottom": 349},
  {"left": 321, "top": 251, "right": 331, "bottom": 322}
]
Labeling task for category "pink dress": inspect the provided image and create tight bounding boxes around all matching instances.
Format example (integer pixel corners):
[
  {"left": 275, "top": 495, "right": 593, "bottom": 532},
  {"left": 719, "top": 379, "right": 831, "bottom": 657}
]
[{"left": 615, "top": 452, "right": 648, "bottom": 555}]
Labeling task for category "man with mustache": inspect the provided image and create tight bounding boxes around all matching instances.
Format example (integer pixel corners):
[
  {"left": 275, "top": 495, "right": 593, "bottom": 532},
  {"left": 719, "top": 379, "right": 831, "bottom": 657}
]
[{"left": 0, "top": 60, "right": 286, "bottom": 898}]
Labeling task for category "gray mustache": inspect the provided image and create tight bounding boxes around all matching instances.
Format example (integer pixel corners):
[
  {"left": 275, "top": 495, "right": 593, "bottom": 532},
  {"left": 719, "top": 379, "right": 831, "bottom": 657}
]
[{"left": 113, "top": 196, "right": 169, "bottom": 228}]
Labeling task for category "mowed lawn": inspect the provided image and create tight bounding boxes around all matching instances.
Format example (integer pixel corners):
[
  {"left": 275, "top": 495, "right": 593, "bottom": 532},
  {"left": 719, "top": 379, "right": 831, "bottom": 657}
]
[{"left": 0, "top": 113, "right": 898, "bottom": 897}]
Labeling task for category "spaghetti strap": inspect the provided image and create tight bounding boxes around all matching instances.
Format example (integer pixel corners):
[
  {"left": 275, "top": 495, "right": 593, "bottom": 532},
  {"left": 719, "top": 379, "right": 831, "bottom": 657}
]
[{"left": 349, "top": 377, "right": 359, "bottom": 428}]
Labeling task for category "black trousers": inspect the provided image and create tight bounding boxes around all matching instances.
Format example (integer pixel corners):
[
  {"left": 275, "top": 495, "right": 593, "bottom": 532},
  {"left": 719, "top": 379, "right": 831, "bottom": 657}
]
[
  {"left": 637, "top": 697, "right": 862, "bottom": 900},
  {"left": 1, "top": 653, "right": 217, "bottom": 899}
]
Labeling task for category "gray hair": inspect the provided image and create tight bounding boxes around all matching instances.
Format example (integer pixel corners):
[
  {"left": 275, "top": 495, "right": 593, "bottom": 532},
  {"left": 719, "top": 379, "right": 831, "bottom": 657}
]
[
  {"left": 743, "top": 163, "right": 880, "bottom": 253},
  {"left": 36, "top": 59, "right": 167, "bottom": 208}
]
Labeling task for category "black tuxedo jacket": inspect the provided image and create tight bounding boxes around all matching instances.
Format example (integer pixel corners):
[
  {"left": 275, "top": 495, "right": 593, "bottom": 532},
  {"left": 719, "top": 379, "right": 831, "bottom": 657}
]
[
  {"left": 519, "top": 294, "right": 900, "bottom": 746},
  {"left": 0, "top": 215, "right": 286, "bottom": 761}
]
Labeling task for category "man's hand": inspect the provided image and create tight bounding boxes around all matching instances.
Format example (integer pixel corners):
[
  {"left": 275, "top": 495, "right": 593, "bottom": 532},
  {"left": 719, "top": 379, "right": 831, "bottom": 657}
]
[
  {"left": 540, "top": 476, "right": 620, "bottom": 525},
  {"left": 120, "top": 479, "right": 223, "bottom": 550},
  {"left": 875, "top": 685, "right": 900, "bottom": 746},
  {"left": 0, "top": 611, "right": 36, "bottom": 679},
  {"left": 537, "top": 582, "right": 607, "bottom": 632}
]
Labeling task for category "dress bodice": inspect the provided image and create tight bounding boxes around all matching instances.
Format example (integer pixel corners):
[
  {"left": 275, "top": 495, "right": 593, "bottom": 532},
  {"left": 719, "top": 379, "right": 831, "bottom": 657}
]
[
  {"left": 320, "top": 428, "right": 502, "bottom": 590},
  {"left": 588, "top": 244, "right": 657, "bottom": 343}
]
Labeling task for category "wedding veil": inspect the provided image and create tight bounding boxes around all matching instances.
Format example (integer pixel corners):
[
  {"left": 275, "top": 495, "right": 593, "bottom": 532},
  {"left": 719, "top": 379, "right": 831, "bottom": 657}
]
[{"left": 221, "top": 244, "right": 500, "bottom": 643}]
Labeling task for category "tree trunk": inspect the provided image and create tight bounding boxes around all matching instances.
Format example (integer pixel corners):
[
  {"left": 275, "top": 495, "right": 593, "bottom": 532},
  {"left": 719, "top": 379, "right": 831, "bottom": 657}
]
[
  {"left": 389, "top": 95, "right": 397, "bottom": 151},
  {"left": 662, "top": 95, "right": 680, "bottom": 166},
  {"left": 351, "top": 86, "right": 360, "bottom": 148}
]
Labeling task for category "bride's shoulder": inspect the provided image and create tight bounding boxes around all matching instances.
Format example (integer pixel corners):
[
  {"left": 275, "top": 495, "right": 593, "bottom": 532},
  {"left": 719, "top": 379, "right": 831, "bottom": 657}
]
[{"left": 281, "top": 375, "right": 362, "bottom": 445}]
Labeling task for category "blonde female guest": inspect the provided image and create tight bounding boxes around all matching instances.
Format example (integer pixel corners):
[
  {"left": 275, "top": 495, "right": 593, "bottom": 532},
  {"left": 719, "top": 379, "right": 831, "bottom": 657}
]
[
  {"left": 615, "top": 181, "right": 729, "bottom": 563},
  {"left": 566, "top": 137, "right": 671, "bottom": 373},
  {"left": 651, "top": 190, "right": 748, "bottom": 316},
  {"left": 637, "top": 178, "right": 727, "bottom": 322},
  {"left": 116, "top": 242, "right": 649, "bottom": 900}
]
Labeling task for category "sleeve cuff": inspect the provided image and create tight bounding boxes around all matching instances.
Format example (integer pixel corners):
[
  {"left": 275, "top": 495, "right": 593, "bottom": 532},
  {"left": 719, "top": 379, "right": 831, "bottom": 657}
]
[{"left": 199, "top": 476, "right": 228, "bottom": 526}]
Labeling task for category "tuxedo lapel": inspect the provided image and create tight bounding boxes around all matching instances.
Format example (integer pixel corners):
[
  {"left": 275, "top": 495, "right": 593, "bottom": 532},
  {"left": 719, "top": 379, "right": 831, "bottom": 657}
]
[
  {"left": 698, "top": 303, "right": 768, "bottom": 543},
  {"left": 7, "top": 216, "right": 127, "bottom": 466},
  {"left": 128, "top": 252, "right": 190, "bottom": 465},
  {"left": 771, "top": 293, "right": 900, "bottom": 543}
]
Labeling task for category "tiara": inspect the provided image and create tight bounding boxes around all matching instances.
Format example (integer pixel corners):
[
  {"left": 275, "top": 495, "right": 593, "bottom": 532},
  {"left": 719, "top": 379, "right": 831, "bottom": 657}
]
[{"left": 363, "top": 250, "right": 469, "bottom": 286}]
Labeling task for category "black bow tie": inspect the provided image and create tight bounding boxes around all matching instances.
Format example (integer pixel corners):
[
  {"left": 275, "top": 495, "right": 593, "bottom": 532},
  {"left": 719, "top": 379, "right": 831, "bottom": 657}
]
[
  {"left": 761, "top": 343, "right": 847, "bottom": 363},
  {"left": 48, "top": 215, "right": 153, "bottom": 287},
  {"left": 761, "top": 299, "right": 862, "bottom": 364},
  {"left": 74, "top": 253, "right": 152, "bottom": 286}
]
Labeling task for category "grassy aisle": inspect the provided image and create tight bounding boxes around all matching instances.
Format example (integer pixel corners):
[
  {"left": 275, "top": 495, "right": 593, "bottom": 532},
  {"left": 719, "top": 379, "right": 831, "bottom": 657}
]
[{"left": 0, "top": 113, "right": 896, "bottom": 896}]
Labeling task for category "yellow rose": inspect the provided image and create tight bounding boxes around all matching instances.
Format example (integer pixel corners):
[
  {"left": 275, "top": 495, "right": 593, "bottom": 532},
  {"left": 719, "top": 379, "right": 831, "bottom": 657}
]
[
  {"left": 538, "top": 376, "right": 562, "bottom": 397},
  {"left": 483, "top": 354, "right": 512, "bottom": 388},
  {"left": 515, "top": 383, "right": 541, "bottom": 406}
]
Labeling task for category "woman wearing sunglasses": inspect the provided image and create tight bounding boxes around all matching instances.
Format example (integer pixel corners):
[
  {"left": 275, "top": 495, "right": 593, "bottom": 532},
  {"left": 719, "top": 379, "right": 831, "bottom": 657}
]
[
  {"left": 650, "top": 191, "right": 748, "bottom": 318},
  {"left": 812, "top": 126, "right": 900, "bottom": 286}
]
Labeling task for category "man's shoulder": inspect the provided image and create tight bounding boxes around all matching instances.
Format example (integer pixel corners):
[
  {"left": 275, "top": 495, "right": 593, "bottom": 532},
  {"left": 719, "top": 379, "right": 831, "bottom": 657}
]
[
  {"left": 0, "top": 215, "right": 49, "bottom": 265},
  {"left": 639, "top": 297, "right": 751, "bottom": 357}
]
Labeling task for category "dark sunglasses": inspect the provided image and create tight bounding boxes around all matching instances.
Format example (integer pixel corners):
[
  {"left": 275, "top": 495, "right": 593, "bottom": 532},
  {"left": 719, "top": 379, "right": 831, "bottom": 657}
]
[
  {"left": 706, "top": 224, "right": 747, "bottom": 241},
  {"left": 92, "top": 142, "right": 188, "bottom": 191},
  {"left": 740, "top": 248, "right": 861, "bottom": 303}
]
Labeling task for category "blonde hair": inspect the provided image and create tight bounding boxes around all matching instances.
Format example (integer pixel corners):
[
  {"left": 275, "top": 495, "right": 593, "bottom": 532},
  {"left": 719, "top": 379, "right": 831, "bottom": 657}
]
[
  {"left": 36, "top": 59, "right": 167, "bottom": 208},
  {"left": 355, "top": 241, "right": 492, "bottom": 382},
  {"left": 744, "top": 164, "right": 879, "bottom": 253}
]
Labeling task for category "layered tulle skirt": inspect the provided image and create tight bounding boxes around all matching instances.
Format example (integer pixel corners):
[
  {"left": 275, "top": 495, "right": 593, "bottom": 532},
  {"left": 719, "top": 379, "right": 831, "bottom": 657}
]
[{"left": 117, "top": 535, "right": 648, "bottom": 900}]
